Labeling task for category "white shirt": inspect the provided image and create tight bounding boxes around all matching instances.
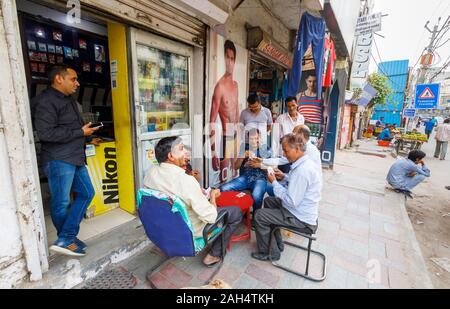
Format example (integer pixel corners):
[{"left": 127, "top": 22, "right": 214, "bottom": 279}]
[
  {"left": 144, "top": 162, "right": 217, "bottom": 237},
  {"left": 272, "top": 112, "right": 305, "bottom": 156},
  {"left": 435, "top": 123, "right": 450, "bottom": 142},
  {"left": 263, "top": 141, "right": 322, "bottom": 173},
  {"left": 272, "top": 155, "right": 322, "bottom": 226},
  {"left": 276, "top": 112, "right": 305, "bottom": 136}
]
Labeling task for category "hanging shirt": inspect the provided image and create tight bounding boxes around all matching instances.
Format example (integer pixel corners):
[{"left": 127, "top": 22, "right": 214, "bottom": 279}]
[{"left": 322, "top": 35, "right": 336, "bottom": 88}]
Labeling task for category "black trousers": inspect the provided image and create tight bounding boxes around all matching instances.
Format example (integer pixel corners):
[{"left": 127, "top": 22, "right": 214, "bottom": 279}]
[
  {"left": 254, "top": 197, "right": 316, "bottom": 257},
  {"left": 209, "top": 206, "right": 243, "bottom": 257}
]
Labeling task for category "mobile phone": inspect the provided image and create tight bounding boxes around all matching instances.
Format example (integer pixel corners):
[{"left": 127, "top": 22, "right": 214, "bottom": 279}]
[{"left": 89, "top": 122, "right": 103, "bottom": 128}]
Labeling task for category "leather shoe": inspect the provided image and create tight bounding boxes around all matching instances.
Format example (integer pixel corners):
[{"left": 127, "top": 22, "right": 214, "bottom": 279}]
[
  {"left": 251, "top": 252, "right": 280, "bottom": 261},
  {"left": 203, "top": 254, "right": 221, "bottom": 267}
]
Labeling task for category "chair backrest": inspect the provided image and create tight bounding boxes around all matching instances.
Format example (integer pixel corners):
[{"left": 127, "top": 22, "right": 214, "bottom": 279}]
[{"left": 137, "top": 189, "right": 196, "bottom": 257}]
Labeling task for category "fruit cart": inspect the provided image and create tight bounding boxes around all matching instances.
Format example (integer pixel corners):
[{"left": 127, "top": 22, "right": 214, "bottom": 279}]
[{"left": 394, "top": 133, "right": 427, "bottom": 155}]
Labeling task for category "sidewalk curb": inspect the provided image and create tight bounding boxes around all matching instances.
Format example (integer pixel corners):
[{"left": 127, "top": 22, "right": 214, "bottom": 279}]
[{"left": 396, "top": 193, "right": 434, "bottom": 289}]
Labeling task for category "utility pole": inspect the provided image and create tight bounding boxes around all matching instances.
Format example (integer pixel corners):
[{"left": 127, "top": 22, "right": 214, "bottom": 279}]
[{"left": 418, "top": 16, "right": 450, "bottom": 84}]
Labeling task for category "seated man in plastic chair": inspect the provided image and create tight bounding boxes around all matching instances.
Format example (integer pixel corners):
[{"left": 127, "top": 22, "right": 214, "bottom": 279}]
[
  {"left": 144, "top": 136, "right": 242, "bottom": 267},
  {"left": 252, "top": 134, "right": 322, "bottom": 261},
  {"left": 219, "top": 128, "right": 272, "bottom": 220}
]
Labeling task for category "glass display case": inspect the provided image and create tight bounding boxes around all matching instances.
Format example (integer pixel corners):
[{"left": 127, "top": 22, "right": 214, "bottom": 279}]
[{"left": 136, "top": 44, "right": 189, "bottom": 133}]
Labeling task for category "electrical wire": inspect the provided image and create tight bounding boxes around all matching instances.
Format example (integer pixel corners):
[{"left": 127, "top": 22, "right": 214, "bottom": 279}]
[{"left": 372, "top": 38, "right": 408, "bottom": 90}]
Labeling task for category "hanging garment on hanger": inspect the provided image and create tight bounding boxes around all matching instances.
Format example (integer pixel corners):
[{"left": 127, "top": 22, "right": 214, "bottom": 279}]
[{"left": 287, "top": 12, "right": 326, "bottom": 98}]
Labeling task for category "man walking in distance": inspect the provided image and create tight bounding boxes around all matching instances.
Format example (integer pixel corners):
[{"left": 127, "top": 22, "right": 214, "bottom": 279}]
[
  {"left": 32, "top": 64, "right": 98, "bottom": 256},
  {"left": 209, "top": 40, "right": 240, "bottom": 183},
  {"left": 434, "top": 118, "right": 450, "bottom": 160}
]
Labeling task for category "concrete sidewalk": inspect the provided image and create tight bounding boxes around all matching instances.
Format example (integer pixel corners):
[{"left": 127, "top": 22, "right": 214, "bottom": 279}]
[{"left": 88, "top": 148, "right": 432, "bottom": 289}]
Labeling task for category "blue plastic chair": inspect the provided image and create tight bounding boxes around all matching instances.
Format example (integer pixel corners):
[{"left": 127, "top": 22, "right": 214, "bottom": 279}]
[{"left": 137, "top": 188, "right": 228, "bottom": 287}]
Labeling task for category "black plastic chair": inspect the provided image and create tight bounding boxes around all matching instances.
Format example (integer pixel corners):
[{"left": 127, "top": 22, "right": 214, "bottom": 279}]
[{"left": 268, "top": 225, "right": 327, "bottom": 282}]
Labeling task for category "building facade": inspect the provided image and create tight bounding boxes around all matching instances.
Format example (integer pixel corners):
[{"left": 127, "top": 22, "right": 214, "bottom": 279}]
[{"left": 0, "top": 0, "right": 361, "bottom": 288}]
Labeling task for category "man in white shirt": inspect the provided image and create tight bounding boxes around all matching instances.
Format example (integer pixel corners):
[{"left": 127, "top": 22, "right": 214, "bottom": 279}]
[
  {"left": 434, "top": 118, "right": 450, "bottom": 160},
  {"left": 144, "top": 136, "right": 242, "bottom": 267},
  {"left": 251, "top": 134, "right": 321, "bottom": 261},
  {"left": 272, "top": 96, "right": 304, "bottom": 156}
]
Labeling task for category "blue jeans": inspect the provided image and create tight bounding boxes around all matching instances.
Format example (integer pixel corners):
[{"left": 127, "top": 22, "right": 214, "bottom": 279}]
[
  {"left": 220, "top": 176, "right": 267, "bottom": 211},
  {"left": 44, "top": 160, "right": 95, "bottom": 244},
  {"left": 287, "top": 12, "right": 325, "bottom": 97},
  {"left": 266, "top": 183, "right": 275, "bottom": 197}
]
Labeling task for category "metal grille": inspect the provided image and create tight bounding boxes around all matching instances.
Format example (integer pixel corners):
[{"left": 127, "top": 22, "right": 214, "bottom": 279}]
[{"left": 82, "top": 268, "right": 137, "bottom": 289}]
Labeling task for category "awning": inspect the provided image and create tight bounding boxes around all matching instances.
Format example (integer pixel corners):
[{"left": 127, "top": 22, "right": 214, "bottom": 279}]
[{"left": 247, "top": 27, "right": 292, "bottom": 69}]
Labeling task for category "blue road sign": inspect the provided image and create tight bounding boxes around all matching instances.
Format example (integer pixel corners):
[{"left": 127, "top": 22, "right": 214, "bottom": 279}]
[
  {"left": 403, "top": 108, "right": 416, "bottom": 118},
  {"left": 415, "top": 83, "right": 440, "bottom": 109}
]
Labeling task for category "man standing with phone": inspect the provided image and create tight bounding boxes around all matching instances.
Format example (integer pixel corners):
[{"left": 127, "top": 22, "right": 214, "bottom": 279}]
[{"left": 32, "top": 64, "right": 99, "bottom": 256}]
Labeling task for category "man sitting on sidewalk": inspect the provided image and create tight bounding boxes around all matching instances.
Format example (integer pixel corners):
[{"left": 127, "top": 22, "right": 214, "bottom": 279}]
[
  {"left": 378, "top": 124, "right": 393, "bottom": 141},
  {"left": 251, "top": 134, "right": 322, "bottom": 261},
  {"left": 386, "top": 150, "right": 431, "bottom": 198},
  {"left": 144, "top": 136, "right": 242, "bottom": 267}
]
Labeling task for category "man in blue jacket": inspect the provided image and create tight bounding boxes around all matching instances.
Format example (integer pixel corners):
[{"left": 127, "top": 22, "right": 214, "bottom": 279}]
[{"left": 424, "top": 117, "right": 437, "bottom": 139}]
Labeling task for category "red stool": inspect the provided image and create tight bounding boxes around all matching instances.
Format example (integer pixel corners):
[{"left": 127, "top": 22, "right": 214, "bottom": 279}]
[{"left": 216, "top": 191, "right": 253, "bottom": 249}]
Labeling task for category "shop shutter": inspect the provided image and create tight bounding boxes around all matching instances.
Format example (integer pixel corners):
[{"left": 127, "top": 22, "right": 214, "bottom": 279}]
[{"left": 50, "top": 0, "right": 206, "bottom": 47}]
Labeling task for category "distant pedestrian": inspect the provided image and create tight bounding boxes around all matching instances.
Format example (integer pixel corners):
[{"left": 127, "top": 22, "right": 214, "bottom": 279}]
[
  {"left": 424, "top": 117, "right": 437, "bottom": 139},
  {"left": 434, "top": 118, "right": 450, "bottom": 160},
  {"left": 386, "top": 150, "right": 430, "bottom": 198},
  {"left": 375, "top": 117, "right": 384, "bottom": 128}
]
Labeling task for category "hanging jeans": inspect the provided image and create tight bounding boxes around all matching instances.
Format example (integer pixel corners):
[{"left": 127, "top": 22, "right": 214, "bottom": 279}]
[{"left": 288, "top": 12, "right": 326, "bottom": 98}]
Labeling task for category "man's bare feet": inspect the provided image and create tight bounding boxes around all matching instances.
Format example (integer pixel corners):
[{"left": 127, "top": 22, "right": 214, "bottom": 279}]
[{"left": 203, "top": 254, "right": 221, "bottom": 267}]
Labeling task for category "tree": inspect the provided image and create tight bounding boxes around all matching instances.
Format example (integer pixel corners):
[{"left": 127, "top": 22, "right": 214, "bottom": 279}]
[{"left": 367, "top": 72, "right": 393, "bottom": 107}]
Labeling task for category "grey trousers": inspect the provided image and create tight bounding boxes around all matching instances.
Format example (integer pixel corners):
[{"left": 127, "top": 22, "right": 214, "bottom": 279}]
[
  {"left": 434, "top": 141, "right": 448, "bottom": 160},
  {"left": 254, "top": 196, "right": 317, "bottom": 257}
]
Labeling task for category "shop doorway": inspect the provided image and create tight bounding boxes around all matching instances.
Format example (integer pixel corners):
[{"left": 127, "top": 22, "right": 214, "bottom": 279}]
[
  {"left": 17, "top": 1, "right": 135, "bottom": 251},
  {"left": 129, "top": 29, "right": 194, "bottom": 186}
]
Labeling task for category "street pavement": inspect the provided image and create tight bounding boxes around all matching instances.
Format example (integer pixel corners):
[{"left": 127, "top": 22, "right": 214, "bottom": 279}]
[{"left": 83, "top": 142, "right": 433, "bottom": 289}]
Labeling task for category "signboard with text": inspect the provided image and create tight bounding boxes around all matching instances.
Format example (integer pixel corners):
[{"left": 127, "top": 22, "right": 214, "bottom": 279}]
[
  {"left": 414, "top": 83, "right": 440, "bottom": 109},
  {"left": 355, "top": 12, "right": 382, "bottom": 36},
  {"left": 403, "top": 108, "right": 416, "bottom": 118}
]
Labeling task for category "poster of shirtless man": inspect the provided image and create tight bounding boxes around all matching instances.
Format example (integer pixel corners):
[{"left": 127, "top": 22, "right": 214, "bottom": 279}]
[{"left": 207, "top": 33, "right": 248, "bottom": 187}]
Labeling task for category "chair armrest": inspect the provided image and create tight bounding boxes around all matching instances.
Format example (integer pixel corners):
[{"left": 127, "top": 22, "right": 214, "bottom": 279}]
[{"left": 203, "top": 211, "right": 229, "bottom": 245}]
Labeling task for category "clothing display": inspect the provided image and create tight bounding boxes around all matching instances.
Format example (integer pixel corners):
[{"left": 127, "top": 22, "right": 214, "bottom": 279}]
[{"left": 288, "top": 12, "right": 326, "bottom": 98}]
